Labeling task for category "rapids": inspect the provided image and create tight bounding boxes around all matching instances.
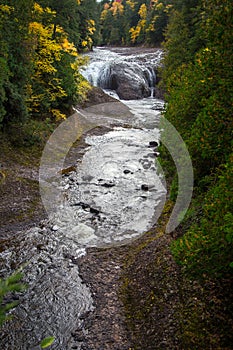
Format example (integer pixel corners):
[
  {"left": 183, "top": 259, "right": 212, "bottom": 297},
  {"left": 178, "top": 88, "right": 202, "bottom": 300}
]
[{"left": 0, "top": 47, "right": 165, "bottom": 349}]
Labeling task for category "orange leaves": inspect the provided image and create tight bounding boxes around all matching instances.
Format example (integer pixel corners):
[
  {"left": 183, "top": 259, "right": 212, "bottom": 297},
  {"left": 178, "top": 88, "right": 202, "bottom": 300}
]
[{"left": 110, "top": 1, "right": 124, "bottom": 16}]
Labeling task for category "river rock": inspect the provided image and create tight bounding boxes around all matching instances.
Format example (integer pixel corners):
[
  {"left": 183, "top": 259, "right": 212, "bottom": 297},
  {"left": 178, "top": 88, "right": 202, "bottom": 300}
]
[
  {"left": 149, "top": 141, "right": 158, "bottom": 148},
  {"left": 141, "top": 184, "right": 149, "bottom": 191},
  {"left": 152, "top": 100, "right": 165, "bottom": 110},
  {"left": 97, "top": 62, "right": 151, "bottom": 100},
  {"left": 80, "top": 86, "right": 118, "bottom": 108}
]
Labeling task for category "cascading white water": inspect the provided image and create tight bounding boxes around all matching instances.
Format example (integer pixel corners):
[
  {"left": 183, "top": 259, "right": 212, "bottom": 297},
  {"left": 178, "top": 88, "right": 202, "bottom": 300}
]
[{"left": 81, "top": 47, "right": 163, "bottom": 99}]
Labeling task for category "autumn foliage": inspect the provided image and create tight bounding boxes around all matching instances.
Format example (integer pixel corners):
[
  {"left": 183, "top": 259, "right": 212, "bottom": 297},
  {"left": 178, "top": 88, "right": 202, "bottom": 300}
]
[{"left": 0, "top": 0, "right": 96, "bottom": 126}]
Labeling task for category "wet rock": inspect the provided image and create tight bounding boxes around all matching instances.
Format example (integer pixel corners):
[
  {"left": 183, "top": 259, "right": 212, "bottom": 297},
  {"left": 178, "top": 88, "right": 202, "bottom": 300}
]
[
  {"left": 59, "top": 165, "right": 76, "bottom": 176},
  {"left": 141, "top": 184, "right": 149, "bottom": 191},
  {"left": 151, "top": 101, "right": 165, "bottom": 111},
  {"left": 100, "top": 182, "right": 115, "bottom": 188},
  {"left": 82, "top": 175, "right": 94, "bottom": 182},
  {"left": 142, "top": 162, "right": 152, "bottom": 170},
  {"left": 81, "top": 203, "right": 90, "bottom": 210},
  {"left": 70, "top": 202, "right": 90, "bottom": 211},
  {"left": 147, "top": 153, "right": 157, "bottom": 158},
  {"left": 90, "top": 207, "right": 100, "bottom": 215},
  {"left": 36, "top": 244, "right": 45, "bottom": 251},
  {"left": 97, "top": 62, "right": 151, "bottom": 100},
  {"left": 79, "top": 86, "right": 118, "bottom": 108},
  {"left": 123, "top": 169, "right": 131, "bottom": 174},
  {"left": 149, "top": 141, "right": 158, "bottom": 148}
]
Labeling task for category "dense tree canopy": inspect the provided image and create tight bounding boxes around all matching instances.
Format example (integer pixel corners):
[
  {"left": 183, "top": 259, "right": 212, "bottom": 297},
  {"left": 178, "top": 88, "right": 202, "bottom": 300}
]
[
  {"left": 161, "top": 0, "right": 233, "bottom": 278},
  {"left": 98, "top": 0, "right": 170, "bottom": 45},
  {"left": 0, "top": 0, "right": 97, "bottom": 127}
]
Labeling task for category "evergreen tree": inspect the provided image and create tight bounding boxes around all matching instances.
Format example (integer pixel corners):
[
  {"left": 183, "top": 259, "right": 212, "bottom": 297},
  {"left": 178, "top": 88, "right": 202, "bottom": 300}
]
[
  {"left": 162, "top": 0, "right": 233, "bottom": 279},
  {"left": 1, "top": 0, "right": 34, "bottom": 126}
]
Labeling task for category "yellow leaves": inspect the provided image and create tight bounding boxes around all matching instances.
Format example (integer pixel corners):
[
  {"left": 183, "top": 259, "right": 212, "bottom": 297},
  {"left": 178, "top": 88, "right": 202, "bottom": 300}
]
[
  {"left": 51, "top": 109, "right": 66, "bottom": 121},
  {"left": 146, "top": 22, "right": 155, "bottom": 33},
  {"left": 87, "top": 19, "right": 96, "bottom": 35},
  {"left": 29, "top": 21, "right": 40, "bottom": 31},
  {"left": 0, "top": 4, "right": 13, "bottom": 15},
  {"left": 29, "top": 21, "right": 62, "bottom": 61},
  {"left": 33, "top": 2, "right": 44, "bottom": 14},
  {"left": 129, "top": 25, "right": 141, "bottom": 43},
  {"left": 156, "top": 2, "right": 164, "bottom": 11},
  {"left": 71, "top": 59, "right": 91, "bottom": 99},
  {"left": 32, "top": 2, "right": 55, "bottom": 20},
  {"left": 138, "top": 4, "right": 147, "bottom": 20},
  {"left": 81, "top": 40, "right": 88, "bottom": 47},
  {"left": 129, "top": 3, "right": 148, "bottom": 43},
  {"left": 80, "top": 20, "right": 96, "bottom": 49},
  {"left": 75, "top": 78, "right": 91, "bottom": 102},
  {"left": 140, "top": 19, "right": 146, "bottom": 29},
  {"left": 110, "top": 2, "right": 124, "bottom": 16},
  {"left": 100, "top": 9, "right": 108, "bottom": 21},
  {"left": 185, "top": 237, "right": 191, "bottom": 250},
  {"left": 28, "top": 6, "right": 79, "bottom": 118},
  {"left": 29, "top": 21, "right": 77, "bottom": 61},
  {"left": 88, "top": 19, "right": 95, "bottom": 28},
  {"left": 61, "top": 38, "right": 78, "bottom": 57},
  {"left": 36, "top": 60, "right": 57, "bottom": 74},
  {"left": 126, "top": 0, "right": 135, "bottom": 10},
  {"left": 165, "top": 4, "right": 173, "bottom": 13}
]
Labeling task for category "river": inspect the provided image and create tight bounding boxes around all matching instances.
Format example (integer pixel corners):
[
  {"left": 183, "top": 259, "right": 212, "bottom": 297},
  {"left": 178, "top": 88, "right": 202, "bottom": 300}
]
[{"left": 0, "top": 47, "right": 166, "bottom": 349}]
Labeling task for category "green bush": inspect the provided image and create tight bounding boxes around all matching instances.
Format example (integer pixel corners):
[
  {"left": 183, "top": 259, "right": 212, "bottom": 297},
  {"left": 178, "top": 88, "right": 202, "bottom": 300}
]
[
  {"left": 172, "top": 154, "right": 233, "bottom": 278},
  {"left": 0, "top": 270, "right": 26, "bottom": 326}
]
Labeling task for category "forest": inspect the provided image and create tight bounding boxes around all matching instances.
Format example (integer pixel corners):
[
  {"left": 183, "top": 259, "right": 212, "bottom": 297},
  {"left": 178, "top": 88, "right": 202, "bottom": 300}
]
[{"left": 0, "top": 0, "right": 232, "bottom": 347}]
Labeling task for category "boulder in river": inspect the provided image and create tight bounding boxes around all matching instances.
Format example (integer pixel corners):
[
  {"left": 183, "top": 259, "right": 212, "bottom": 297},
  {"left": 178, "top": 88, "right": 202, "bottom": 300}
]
[{"left": 97, "top": 62, "right": 151, "bottom": 100}]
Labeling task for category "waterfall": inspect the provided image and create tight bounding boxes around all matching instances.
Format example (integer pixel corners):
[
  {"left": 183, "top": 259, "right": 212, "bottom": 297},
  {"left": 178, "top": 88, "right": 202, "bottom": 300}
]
[
  {"left": 143, "top": 66, "right": 157, "bottom": 97},
  {"left": 81, "top": 47, "right": 162, "bottom": 100}
]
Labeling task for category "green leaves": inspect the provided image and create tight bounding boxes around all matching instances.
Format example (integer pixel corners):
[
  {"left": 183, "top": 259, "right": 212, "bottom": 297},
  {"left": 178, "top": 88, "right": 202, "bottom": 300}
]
[
  {"left": 0, "top": 270, "right": 26, "bottom": 327},
  {"left": 40, "top": 336, "right": 55, "bottom": 348},
  {"left": 162, "top": 0, "right": 233, "bottom": 278}
]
